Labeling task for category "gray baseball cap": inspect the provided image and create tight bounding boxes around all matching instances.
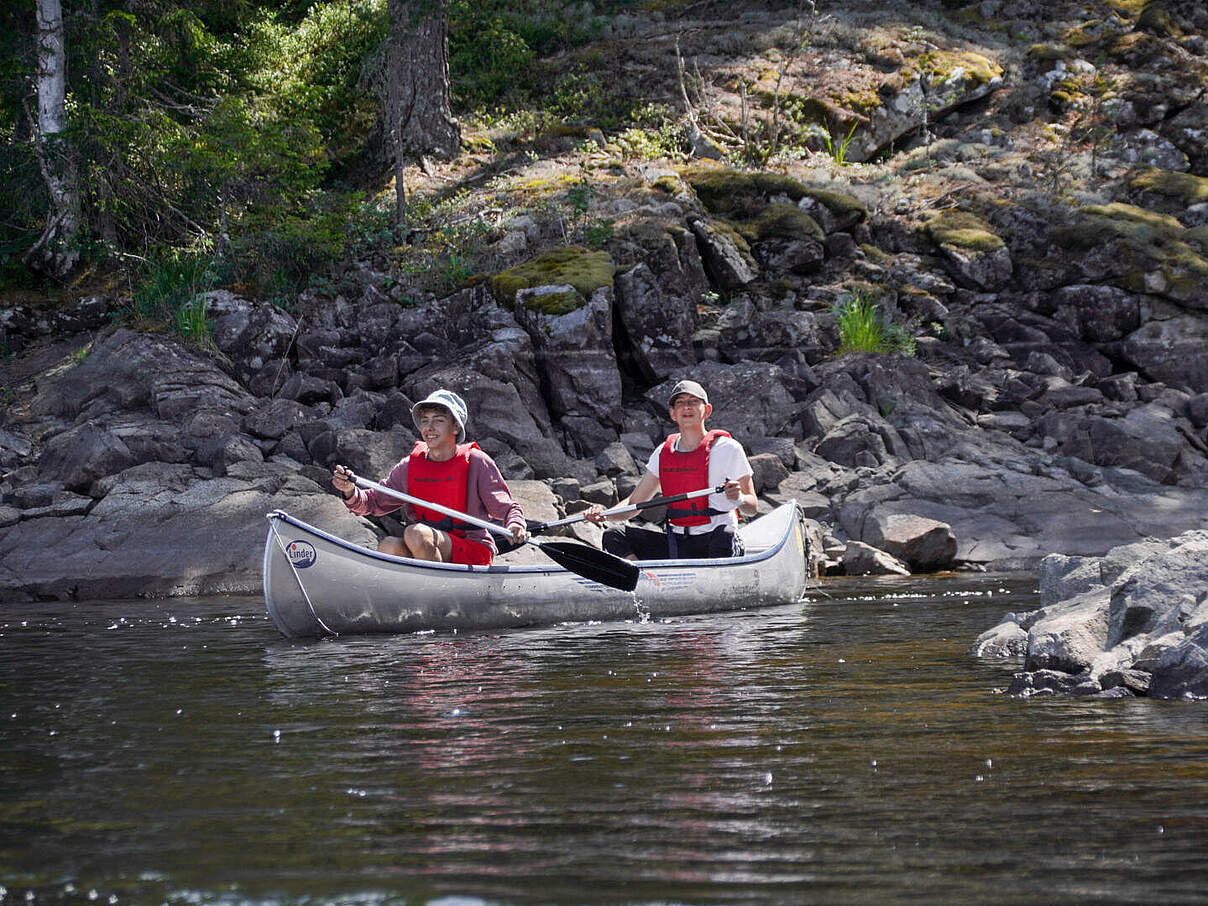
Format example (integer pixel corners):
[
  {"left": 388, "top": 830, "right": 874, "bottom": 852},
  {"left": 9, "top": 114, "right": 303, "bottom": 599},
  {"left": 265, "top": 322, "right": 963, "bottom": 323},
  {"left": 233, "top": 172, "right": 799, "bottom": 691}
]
[
  {"left": 668, "top": 379, "right": 709, "bottom": 406},
  {"left": 411, "top": 389, "right": 468, "bottom": 438}
]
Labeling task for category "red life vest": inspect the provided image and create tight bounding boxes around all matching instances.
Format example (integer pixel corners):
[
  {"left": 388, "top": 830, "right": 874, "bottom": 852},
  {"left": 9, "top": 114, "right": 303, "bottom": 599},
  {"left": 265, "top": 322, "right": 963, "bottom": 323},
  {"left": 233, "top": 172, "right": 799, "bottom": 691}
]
[
  {"left": 659, "top": 430, "right": 730, "bottom": 527},
  {"left": 407, "top": 441, "right": 478, "bottom": 537}
]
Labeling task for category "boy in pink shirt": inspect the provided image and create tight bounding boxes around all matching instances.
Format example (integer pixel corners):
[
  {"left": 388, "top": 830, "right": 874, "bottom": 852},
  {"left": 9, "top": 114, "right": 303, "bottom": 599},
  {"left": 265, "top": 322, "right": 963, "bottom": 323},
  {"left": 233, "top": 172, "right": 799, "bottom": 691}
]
[{"left": 332, "top": 390, "right": 527, "bottom": 565}]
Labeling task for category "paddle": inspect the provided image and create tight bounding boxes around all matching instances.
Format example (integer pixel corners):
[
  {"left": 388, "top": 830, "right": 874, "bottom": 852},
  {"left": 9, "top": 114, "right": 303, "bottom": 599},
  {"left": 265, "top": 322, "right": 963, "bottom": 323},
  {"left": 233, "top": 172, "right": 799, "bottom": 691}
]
[
  {"left": 346, "top": 471, "right": 640, "bottom": 592},
  {"left": 527, "top": 484, "right": 726, "bottom": 534}
]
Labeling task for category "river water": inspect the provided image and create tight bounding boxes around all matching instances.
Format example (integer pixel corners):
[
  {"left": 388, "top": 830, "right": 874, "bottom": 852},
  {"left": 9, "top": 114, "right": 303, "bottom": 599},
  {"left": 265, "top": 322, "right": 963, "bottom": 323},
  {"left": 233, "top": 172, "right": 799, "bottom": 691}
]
[{"left": 3, "top": 574, "right": 1207, "bottom": 905}]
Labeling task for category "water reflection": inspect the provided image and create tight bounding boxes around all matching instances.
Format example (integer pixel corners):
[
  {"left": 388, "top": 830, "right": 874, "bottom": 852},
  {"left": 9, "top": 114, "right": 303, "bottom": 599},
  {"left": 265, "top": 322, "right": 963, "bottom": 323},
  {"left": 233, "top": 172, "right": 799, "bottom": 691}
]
[{"left": 2, "top": 578, "right": 1208, "bottom": 905}]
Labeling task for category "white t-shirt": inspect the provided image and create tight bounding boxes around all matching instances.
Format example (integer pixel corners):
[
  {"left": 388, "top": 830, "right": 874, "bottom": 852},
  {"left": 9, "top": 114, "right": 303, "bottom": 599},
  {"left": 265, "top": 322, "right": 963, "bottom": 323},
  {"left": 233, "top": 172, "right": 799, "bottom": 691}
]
[{"left": 643, "top": 434, "right": 753, "bottom": 534}]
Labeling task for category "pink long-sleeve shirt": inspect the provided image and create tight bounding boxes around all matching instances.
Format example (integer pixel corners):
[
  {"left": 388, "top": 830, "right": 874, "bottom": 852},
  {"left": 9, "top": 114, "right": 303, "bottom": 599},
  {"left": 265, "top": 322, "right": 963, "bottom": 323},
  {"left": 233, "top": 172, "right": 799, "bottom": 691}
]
[{"left": 344, "top": 447, "right": 525, "bottom": 555}]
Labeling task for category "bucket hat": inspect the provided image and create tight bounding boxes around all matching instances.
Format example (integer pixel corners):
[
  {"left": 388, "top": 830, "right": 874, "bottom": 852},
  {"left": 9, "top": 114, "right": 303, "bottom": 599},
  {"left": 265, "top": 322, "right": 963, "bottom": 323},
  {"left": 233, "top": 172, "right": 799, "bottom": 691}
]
[{"left": 411, "top": 389, "right": 468, "bottom": 438}]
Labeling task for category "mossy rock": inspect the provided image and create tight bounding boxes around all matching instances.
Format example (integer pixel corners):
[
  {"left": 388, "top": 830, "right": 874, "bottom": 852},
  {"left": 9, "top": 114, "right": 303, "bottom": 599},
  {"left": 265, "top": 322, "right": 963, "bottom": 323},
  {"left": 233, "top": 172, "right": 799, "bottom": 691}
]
[
  {"left": 737, "top": 203, "right": 825, "bottom": 244},
  {"left": 1027, "top": 43, "right": 1075, "bottom": 64},
  {"left": 708, "top": 218, "right": 754, "bottom": 257},
  {"left": 925, "top": 211, "right": 1005, "bottom": 252},
  {"left": 652, "top": 173, "right": 685, "bottom": 195},
  {"left": 913, "top": 50, "right": 1002, "bottom": 88},
  {"left": 684, "top": 167, "right": 810, "bottom": 218},
  {"left": 1062, "top": 19, "right": 1114, "bottom": 49},
  {"left": 1107, "top": 30, "right": 1165, "bottom": 65},
  {"left": 860, "top": 243, "right": 894, "bottom": 264},
  {"left": 1186, "top": 226, "right": 1208, "bottom": 253},
  {"left": 1131, "top": 169, "right": 1208, "bottom": 206},
  {"left": 1136, "top": 2, "right": 1177, "bottom": 37},
  {"left": 1050, "top": 202, "right": 1184, "bottom": 251},
  {"left": 1051, "top": 203, "right": 1208, "bottom": 299},
  {"left": 800, "top": 188, "right": 868, "bottom": 224},
  {"left": 489, "top": 246, "right": 616, "bottom": 312}
]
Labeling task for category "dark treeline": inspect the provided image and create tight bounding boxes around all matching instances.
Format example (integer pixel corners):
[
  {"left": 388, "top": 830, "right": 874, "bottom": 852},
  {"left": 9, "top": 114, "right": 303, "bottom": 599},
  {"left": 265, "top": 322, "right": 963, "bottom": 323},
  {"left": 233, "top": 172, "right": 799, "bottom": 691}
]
[{"left": 0, "top": 0, "right": 637, "bottom": 303}]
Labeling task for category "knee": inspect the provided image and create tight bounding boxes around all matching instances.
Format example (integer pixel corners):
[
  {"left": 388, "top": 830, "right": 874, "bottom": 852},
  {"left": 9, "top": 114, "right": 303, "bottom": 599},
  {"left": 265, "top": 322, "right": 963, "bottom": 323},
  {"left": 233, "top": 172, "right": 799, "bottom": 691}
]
[
  {"left": 403, "top": 523, "right": 437, "bottom": 554},
  {"left": 378, "top": 536, "right": 408, "bottom": 556}
]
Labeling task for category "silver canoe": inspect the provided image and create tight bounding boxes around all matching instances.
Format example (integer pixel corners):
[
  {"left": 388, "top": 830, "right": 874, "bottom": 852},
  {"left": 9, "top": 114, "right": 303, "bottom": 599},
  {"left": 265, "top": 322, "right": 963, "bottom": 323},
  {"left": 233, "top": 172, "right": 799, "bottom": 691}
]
[{"left": 263, "top": 501, "right": 809, "bottom": 638}]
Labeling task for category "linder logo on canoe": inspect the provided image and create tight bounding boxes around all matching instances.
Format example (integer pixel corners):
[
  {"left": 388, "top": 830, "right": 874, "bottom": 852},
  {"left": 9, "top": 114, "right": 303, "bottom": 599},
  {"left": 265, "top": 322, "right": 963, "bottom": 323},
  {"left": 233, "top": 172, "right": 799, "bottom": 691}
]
[{"left": 287, "top": 540, "right": 317, "bottom": 568}]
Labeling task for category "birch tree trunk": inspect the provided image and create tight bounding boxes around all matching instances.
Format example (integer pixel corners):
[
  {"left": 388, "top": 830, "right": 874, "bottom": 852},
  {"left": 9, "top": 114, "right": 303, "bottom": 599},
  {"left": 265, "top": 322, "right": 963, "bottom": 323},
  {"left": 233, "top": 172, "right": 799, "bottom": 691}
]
[
  {"left": 385, "top": 0, "right": 460, "bottom": 229},
  {"left": 25, "top": 0, "right": 83, "bottom": 278}
]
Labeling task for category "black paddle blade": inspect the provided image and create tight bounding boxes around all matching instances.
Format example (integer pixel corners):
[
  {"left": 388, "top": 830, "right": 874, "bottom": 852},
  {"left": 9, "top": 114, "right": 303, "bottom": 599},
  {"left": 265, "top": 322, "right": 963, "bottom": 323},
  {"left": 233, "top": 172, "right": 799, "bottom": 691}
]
[{"left": 536, "top": 540, "right": 639, "bottom": 592}]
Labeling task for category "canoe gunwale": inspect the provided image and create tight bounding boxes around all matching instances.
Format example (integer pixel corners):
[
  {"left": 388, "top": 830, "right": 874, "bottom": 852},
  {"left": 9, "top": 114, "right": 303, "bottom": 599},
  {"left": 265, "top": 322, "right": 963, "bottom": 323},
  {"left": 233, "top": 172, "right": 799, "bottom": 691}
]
[
  {"left": 265, "top": 506, "right": 798, "bottom": 573},
  {"left": 264, "top": 502, "right": 808, "bottom": 638}
]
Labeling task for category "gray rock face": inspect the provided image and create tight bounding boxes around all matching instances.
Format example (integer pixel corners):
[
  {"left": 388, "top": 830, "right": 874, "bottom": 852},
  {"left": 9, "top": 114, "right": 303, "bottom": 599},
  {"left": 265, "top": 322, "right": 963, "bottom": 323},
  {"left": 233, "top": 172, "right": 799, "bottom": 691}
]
[
  {"left": 861, "top": 513, "right": 957, "bottom": 573},
  {"left": 841, "top": 540, "right": 910, "bottom": 576},
  {"left": 1120, "top": 314, "right": 1208, "bottom": 394},
  {"left": 689, "top": 218, "right": 758, "bottom": 288},
  {"left": 514, "top": 285, "right": 622, "bottom": 428},
  {"left": 647, "top": 361, "right": 799, "bottom": 445},
  {"left": 975, "top": 530, "right": 1208, "bottom": 700},
  {"left": 613, "top": 262, "right": 697, "bottom": 381},
  {"left": 0, "top": 462, "right": 374, "bottom": 600}
]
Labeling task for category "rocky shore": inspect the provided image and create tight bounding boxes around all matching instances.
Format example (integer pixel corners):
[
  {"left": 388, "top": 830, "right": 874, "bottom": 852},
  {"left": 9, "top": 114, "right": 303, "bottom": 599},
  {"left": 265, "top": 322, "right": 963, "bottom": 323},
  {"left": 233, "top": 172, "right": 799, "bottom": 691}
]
[
  {"left": 973, "top": 529, "right": 1208, "bottom": 700},
  {"left": 3, "top": 0, "right": 1208, "bottom": 601}
]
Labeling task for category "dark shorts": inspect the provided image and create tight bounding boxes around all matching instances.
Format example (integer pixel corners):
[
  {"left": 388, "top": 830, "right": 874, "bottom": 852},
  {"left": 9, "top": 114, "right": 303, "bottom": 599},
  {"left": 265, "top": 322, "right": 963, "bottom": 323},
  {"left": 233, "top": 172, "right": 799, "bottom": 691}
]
[
  {"left": 449, "top": 534, "right": 493, "bottom": 566},
  {"left": 602, "top": 525, "right": 742, "bottom": 561}
]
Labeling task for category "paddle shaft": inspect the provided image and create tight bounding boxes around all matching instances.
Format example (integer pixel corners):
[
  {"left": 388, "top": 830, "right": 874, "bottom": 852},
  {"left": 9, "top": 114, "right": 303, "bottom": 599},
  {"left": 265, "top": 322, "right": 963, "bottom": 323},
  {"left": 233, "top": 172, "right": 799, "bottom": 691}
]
[
  {"left": 349, "top": 472, "right": 518, "bottom": 541},
  {"left": 534, "top": 484, "right": 725, "bottom": 531}
]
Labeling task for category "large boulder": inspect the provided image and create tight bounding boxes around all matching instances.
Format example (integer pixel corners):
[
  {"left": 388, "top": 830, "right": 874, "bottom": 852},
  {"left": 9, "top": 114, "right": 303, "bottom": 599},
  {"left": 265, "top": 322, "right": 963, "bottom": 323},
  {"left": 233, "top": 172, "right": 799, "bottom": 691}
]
[
  {"left": 613, "top": 262, "right": 697, "bottom": 382},
  {"left": 861, "top": 512, "right": 957, "bottom": 572},
  {"left": 975, "top": 530, "right": 1208, "bottom": 700},
  {"left": 1119, "top": 312, "right": 1208, "bottom": 393},
  {"left": 841, "top": 540, "right": 910, "bottom": 576},
  {"left": 0, "top": 461, "right": 374, "bottom": 601},
  {"left": 512, "top": 283, "right": 623, "bottom": 432},
  {"left": 31, "top": 328, "right": 256, "bottom": 424}
]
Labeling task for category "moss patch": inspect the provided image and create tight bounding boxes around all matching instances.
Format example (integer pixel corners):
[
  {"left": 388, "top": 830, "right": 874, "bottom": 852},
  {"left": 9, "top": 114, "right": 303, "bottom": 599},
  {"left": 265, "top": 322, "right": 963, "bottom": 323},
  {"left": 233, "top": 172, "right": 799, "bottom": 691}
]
[
  {"left": 925, "top": 211, "right": 1005, "bottom": 252},
  {"left": 913, "top": 50, "right": 1002, "bottom": 88},
  {"left": 684, "top": 167, "right": 809, "bottom": 218},
  {"left": 1027, "top": 43, "right": 1074, "bottom": 64},
  {"left": 1051, "top": 202, "right": 1183, "bottom": 251},
  {"left": 652, "top": 173, "right": 685, "bottom": 195},
  {"left": 1136, "top": 2, "right": 1177, "bottom": 37},
  {"left": 1186, "top": 226, "right": 1208, "bottom": 253},
  {"left": 800, "top": 188, "right": 868, "bottom": 223},
  {"left": 490, "top": 246, "right": 616, "bottom": 311},
  {"left": 1050, "top": 203, "right": 1208, "bottom": 299},
  {"left": 738, "top": 203, "right": 825, "bottom": 243},
  {"left": 1131, "top": 169, "right": 1208, "bottom": 206}
]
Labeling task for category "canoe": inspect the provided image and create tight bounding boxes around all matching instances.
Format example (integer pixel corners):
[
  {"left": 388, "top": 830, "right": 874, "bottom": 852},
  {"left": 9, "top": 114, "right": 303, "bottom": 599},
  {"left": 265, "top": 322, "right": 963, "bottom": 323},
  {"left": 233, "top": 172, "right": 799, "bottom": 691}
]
[{"left": 263, "top": 501, "right": 810, "bottom": 638}]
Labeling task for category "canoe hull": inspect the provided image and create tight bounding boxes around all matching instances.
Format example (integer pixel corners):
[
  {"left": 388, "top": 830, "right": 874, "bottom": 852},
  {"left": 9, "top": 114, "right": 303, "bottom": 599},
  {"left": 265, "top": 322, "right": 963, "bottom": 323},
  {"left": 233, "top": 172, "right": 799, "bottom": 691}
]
[{"left": 264, "top": 502, "right": 809, "bottom": 638}]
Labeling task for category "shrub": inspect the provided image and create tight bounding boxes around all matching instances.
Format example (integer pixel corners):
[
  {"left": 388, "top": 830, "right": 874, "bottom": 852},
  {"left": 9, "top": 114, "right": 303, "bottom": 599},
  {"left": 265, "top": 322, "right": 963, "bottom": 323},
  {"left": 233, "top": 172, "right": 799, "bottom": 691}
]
[
  {"left": 833, "top": 291, "right": 916, "bottom": 356},
  {"left": 128, "top": 252, "right": 217, "bottom": 345}
]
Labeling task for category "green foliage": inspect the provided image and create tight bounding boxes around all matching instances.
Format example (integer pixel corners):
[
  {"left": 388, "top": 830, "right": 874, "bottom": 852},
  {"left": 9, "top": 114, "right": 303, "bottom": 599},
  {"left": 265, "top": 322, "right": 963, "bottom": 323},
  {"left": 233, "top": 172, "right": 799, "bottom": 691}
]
[
  {"left": 223, "top": 191, "right": 394, "bottom": 301},
  {"left": 582, "top": 218, "right": 615, "bottom": 249},
  {"left": 250, "top": 0, "right": 389, "bottom": 162},
  {"left": 1, "top": 0, "right": 387, "bottom": 295},
  {"left": 822, "top": 122, "right": 859, "bottom": 165},
  {"left": 128, "top": 252, "right": 217, "bottom": 344},
  {"left": 832, "top": 291, "right": 916, "bottom": 356},
  {"left": 448, "top": 1, "right": 629, "bottom": 110}
]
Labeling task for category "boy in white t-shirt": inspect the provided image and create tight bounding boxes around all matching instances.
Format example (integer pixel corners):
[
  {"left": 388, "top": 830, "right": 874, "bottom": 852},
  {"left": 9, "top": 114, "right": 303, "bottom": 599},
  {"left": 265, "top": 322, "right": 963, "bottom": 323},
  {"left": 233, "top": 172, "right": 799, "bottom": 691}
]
[{"left": 585, "top": 380, "right": 757, "bottom": 560}]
